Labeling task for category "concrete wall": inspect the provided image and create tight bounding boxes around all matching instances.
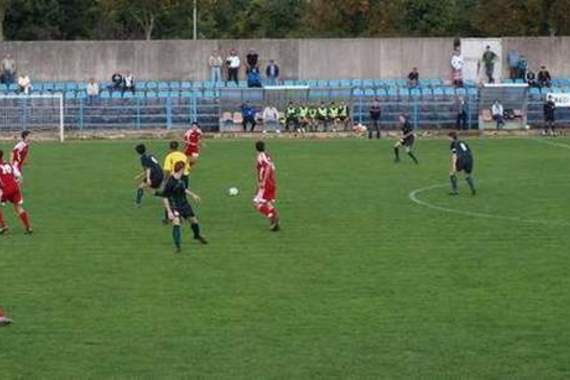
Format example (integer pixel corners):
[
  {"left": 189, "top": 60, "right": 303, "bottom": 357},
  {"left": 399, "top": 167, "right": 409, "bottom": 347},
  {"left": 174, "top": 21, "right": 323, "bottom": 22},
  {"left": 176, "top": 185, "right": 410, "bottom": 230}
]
[{"left": 0, "top": 37, "right": 568, "bottom": 82}]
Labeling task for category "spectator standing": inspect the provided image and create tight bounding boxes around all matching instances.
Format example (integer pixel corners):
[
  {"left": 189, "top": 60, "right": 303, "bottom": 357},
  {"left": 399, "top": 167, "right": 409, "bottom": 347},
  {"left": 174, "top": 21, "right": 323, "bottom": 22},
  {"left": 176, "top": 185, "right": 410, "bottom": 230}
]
[
  {"left": 241, "top": 102, "right": 256, "bottom": 132},
  {"left": 247, "top": 69, "right": 262, "bottom": 88},
  {"left": 506, "top": 49, "right": 520, "bottom": 80},
  {"left": 543, "top": 95, "right": 556, "bottom": 136},
  {"left": 407, "top": 67, "right": 419, "bottom": 88},
  {"left": 226, "top": 49, "right": 240, "bottom": 85},
  {"left": 262, "top": 104, "right": 279, "bottom": 131},
  {"left": 455, "top": 96, "right": 467, "bottom": 130},
  {"left": 480, "top": 45, "right": 497, "bottom": 83},
  {"left": 246, "top": 49, "right": 259, "bottom": 74},
  {"left": 368, "top": 98, "right": 381, "bottom": 139},
  {"left": 491, "top": 100, "right": 504, "bottom": 129},
  {"left": 111, "top": 72, "right": 123, "bottom": 92},
  {"left": 86, "top": 78, "right": 99, "bottom": 103},
  {"left": 537, "top": 65, "right": 552, "bottom": 88},
  {"left": 1, "top": 54, "right": 16, "bottom": 85},
  {"left": 517, "top": 55, "right": 528, "bottom": 79},
  {"left": 450, "top": 49, "right": 464, "bottom": 87},
  {"left": 17, "top": 74, "right": 32, "bottom": 94},
  {"left": 265, "top": 60, "right": 280, "bottom": 85},
  {"left": 123, "top": 71, "right": 135, "bottom": 94},
  {"left": 208, "top": 50, "right": 223, "bottom": 83}
]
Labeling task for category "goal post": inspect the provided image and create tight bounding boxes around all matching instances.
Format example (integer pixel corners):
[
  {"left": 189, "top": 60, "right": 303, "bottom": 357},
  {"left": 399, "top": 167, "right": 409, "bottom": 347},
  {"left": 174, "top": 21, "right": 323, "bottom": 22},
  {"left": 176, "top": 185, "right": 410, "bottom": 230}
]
[
  {"left": 0, "top": 93, "right": 65, "bottom": 142},
  {"left": 478, "top": 83, "right": 529, "bottom": 130}
]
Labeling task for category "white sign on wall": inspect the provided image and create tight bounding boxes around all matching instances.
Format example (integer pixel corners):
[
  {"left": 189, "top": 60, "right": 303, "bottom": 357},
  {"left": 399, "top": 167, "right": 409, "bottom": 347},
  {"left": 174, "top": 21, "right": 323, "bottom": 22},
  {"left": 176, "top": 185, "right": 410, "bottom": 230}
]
[{"left": 547, "top": 93, "right": 570, "bottom": 107}]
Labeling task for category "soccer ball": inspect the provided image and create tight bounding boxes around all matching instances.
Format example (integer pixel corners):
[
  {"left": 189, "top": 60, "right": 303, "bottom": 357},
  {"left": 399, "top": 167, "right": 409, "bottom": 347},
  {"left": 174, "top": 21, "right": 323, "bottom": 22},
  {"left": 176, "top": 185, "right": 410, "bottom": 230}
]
[{"left": 228, "top": 187, "right": 239, "bottom": 196}]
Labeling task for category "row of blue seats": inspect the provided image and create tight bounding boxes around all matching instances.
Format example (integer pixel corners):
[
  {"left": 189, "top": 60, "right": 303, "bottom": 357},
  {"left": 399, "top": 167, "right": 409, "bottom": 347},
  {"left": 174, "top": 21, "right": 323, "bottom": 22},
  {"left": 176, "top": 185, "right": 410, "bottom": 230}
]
[{"left": 503, "top": 78, "right": 570, "bottom": 86}]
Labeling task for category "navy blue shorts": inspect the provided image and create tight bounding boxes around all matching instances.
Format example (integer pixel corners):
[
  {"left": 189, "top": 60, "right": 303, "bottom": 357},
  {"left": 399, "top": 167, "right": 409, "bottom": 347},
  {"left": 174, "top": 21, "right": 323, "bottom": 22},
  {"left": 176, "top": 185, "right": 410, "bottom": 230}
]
[{"left": 456, "top": 157, "right": 474, "bottom": 174}]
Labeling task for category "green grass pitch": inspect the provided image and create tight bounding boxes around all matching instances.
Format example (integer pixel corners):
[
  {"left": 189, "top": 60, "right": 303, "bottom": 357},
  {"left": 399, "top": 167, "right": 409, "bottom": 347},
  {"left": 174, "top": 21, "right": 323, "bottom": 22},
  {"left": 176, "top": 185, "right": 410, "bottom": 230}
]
[{"left": 1, "top": 136, "right": 569, "bottom": 378}]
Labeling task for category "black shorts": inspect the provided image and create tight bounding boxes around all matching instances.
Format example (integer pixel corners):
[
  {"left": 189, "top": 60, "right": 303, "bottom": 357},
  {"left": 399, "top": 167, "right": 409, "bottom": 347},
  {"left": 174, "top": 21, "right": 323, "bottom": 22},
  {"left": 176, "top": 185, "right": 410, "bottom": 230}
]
[
  {"left": 182, "top": 175, "right": 189, "bottom": 188},
  {"left": 545, "top": 115, "right": 555, "bottom": 122},
  {"left": 401, "top": 136, "right": 415, "bottom": 147},
  {"left": 149, "top": 174, "right": 164, "bottom": 189},
  {"left": 174, "top": 203, "right": 195, "bottom": 219},
  {"left": 456, "top": 157, "right": 474, "bottom": 174}
]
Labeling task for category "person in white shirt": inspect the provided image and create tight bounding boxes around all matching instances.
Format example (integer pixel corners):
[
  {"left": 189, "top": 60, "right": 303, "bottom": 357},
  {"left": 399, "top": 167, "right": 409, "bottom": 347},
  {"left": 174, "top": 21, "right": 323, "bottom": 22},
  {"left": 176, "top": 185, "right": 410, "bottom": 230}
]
[
  {"left": 491, "top": 100, "right": 504, "bottom": 129},
  {"left": 208, "top": 50, "right": 223, "bottom": 83},
  {"left": 226, "top": 49, "right": 240, "bottom": 85},
  {"left": 123, "top": 71, "right": 135, "bottom": 94},
  {"left": 450, "top": 49, "right": 464, "bottom": 87},
  {"left": 262, "top": 105, "right": 279, "bottom": 131},
  {"left": 17, "top": 74, "right": 31, "bottom": 94},
  {"left": 86, "top": 78, "right": 99, "bottom": 96}
]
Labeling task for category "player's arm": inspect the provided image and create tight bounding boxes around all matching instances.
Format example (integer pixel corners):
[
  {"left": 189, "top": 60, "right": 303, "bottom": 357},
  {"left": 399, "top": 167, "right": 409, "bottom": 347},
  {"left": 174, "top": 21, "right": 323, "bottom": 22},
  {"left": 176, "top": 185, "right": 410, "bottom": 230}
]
[
  {"left": 450, "top": 152, "right": 457, "bottom": 174},
  {"left": 185, "top": 189, "right": 201, "bottom": 203},
  {"left": 162, "top": 197, "right": 176, "bottom": 220}
]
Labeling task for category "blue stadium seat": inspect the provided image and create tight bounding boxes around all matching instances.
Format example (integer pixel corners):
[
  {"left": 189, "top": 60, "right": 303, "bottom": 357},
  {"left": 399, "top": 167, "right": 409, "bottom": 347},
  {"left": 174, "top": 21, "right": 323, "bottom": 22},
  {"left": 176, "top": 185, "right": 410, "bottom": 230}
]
[
  {"left": 42, "top": 82, "right": 54, "bottom": 91},
  {"left": 410, "top": 88, "right": 421, "bottom": 98},
  {"left": 238, "top": 81, "right": 247, "bottom": 88},
  {"left": 352, "top": 79, "right": 363, "bottom": 87},
  {"left": 180, "top": 81, "right": 192, "bottom": 90},
  {"left": 169, "top": 81, "right": 181, "bottom": 90},
  {"left": 283, "top": 80, "right": 296, "bottom": 86},
  {"left": 364, "top": 89, "right": 375, "bottom": 97},
  {"left": 339, "top": 79, "right": 351, "bottom": 87},
  {"left": 65, "top": 91, "right": 76, "bottom": 99},
  {"left": 158, "top": 91, "right": 170, "bottom": 98},
  {"left": 123, "top": 92, "right": 134, "bottom": 98},
  {"left": 307, "top": 80, "right": 317, "bottom": 87},
  {"left": 53, "top": 83, "right": 66, "bottom": 91},
  {"left": 146, "top": 81, "right": 158, "bottom": 90},
  {"left": 65, "top": 82, "right": 78, "bottom": 91},
  {"left": 317, "top": 80, "right": 328, "bottom": 87},
  {"left": 328, "top": 80, "right": 341, "bottom": 88},
  {"left": 111, "top": 91, "right": 122, "bottom": 99},
  {"left": 100, "top": 90, "right": 111, "bottom": 99},
  {"left": 353, "top": 89, "right": 364, "bottom": 97},
  {"left": 158, "top": 82, "right": 169, "bottom": 90},
  {"left": 362, "top": 79, "right": 374, "bottom": 88}
]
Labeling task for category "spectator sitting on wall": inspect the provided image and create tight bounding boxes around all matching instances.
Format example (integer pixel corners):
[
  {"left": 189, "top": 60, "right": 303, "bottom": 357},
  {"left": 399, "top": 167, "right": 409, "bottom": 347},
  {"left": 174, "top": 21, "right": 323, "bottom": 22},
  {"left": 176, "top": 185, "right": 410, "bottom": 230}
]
[
  {"left": 450, "top": 49, "right": 464, "bottom": 87},
  {"left": 226, "top": 49, "right": 240, "bottom": 85},
  {"left": 17, "top": 73, "right": 32, "bottom": 94},
  {"left": 407, "top": 67, "right": 419, "bottom": 88},
  {"left": 123, "top": 70, "right": 135, "bottom": 94},
  {"left": 241, "top": 102, "right": 256, "bottom": 132},
  {"left": 525, "top": 69, "right": 538, "bottom": 87},
  {"left": 537, "top": 65, "right": 552, "bottom": 88},
  {"left": 479, "top": 45, "right": 497, "bottom": 83},
  {"left": 491, "top": 100, "right": 504, "bottom": 129},
  {"left": 262, "top": 104, "right": 279, "bottom": 131},
  {"left": 265, "top": 59, "right": 280, "bottom": 86},
  {"left": 111, "top": 71, "right": 123, "bottom": 91},
  {"left": 208, "top": 49, "right": 223, "bottom": 83},
  {"left": 507, "top": 49, "right": 520, "bottom": 80},
  {"left": 246, "top": 49, "right": 259, "bottom": 73},
  {"left": 1, "top": 53, "right": 16, "bottom": 85},
  {"left": 86, "top": 78, "right": 100, "bottom": 99},
  {"left": 247, "top": 69, "right": 262, "bottom": 88}
]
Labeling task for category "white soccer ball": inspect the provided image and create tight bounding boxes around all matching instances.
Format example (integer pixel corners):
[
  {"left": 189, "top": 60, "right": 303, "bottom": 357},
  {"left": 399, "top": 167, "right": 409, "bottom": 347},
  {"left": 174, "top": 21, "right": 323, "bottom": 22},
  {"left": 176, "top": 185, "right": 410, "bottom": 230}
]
[{"left": 228, "top": 187, "right": 239, "bottom": 196}]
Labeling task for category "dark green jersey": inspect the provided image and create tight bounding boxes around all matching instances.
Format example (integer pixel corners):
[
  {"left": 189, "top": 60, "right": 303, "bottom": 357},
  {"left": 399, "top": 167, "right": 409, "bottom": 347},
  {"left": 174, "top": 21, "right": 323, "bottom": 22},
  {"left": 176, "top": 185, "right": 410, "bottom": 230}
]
[
  {"left": 308, "top": 108, "right": 317, "bottom": 118},
  {"left": 161, "top": 175, "right": 189, "bottom": 209},
  {"left": 286, "top": 106, "right": 296, "bottom": 117},
  {"left": 298, "top": 106, "right": 308, "bottom": 118},
  {"left": 328, "top": 106, "right": 339, "bottom": 118},
  {"left": 450, "top": 140, "right": 472, "bottom": 160},
  {"left": 140, "top": 153, "right": 163, "bottom": 182},
  {"left": 339, "top": 105, "right": 349, "bottom": 117},
  {"left": 317, "top": 106, "right": 328, "bottom": 117}
]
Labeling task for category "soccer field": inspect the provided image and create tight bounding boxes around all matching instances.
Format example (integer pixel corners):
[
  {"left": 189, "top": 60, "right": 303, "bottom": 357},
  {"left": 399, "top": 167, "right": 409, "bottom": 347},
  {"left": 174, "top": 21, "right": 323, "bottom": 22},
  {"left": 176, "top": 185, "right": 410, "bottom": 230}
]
[{"left": 1, "top": 136, "right": 569, "bottom": 378}]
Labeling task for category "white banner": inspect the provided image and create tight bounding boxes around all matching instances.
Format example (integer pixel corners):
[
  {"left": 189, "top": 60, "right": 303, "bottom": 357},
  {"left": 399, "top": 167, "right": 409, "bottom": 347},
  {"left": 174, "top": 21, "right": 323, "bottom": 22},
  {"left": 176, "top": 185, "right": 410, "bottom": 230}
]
[{"left": 547, "top": 93, "right": 570, "bottom": 107}]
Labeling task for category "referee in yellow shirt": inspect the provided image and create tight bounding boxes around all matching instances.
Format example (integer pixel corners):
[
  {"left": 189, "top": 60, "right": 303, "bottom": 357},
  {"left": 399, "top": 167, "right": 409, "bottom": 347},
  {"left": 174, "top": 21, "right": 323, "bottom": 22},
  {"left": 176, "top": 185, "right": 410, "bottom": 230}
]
[{"left": 164, "top": 141, "right": 191, "bottom": 187}]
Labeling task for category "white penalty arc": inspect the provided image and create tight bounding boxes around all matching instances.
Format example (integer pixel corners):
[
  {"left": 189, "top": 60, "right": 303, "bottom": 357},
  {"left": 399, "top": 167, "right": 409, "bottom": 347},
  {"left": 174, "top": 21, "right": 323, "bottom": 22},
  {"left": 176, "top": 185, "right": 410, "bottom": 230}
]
[{"left": 408, "top": 183, "right": 570, "bottom": 227}]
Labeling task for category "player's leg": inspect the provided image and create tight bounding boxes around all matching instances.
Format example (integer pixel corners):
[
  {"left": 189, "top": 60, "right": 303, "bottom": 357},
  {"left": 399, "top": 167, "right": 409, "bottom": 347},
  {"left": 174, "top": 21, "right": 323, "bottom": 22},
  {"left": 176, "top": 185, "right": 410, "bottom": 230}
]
[
  {"left": 136, "top": 181, "right": 147, "bottom": 206},
  {"left": 14, "top": 203, "right": 31, "bottom": 233},
  {"left": 393, "top": 141, "right": 401, "bottom": 162},
  {"left": 255, "top": 201, "right": 279, "bottom": 231},
  {"left": 0, "top": 208, "right": 7, "bottom": 234},
  {"left": 405, "top": 143, "right": 419, "bottom": 164},
  {"left": 464, "top": 160, "right": 476, "bottom": 195},
  {"left": 187, "top": 215, "right": 208, "bottom": 244},
  {"left": 171, "top": 213, "right": 182, "bottom": 252}
]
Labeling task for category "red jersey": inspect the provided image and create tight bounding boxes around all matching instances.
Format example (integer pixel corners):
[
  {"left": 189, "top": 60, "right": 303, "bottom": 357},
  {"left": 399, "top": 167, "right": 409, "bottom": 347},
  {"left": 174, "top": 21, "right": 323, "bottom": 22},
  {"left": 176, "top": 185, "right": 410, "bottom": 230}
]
[
  {"left": 255, "top": 152, "right": 277, "bottom": 202},
  {"left": 11, "top": 141, "right": 29, "bottom": 171},
  {"left": 184, "top": 127, "right": 203, "bottom": 156},
  {"left": 0, "top": 161, "right": 22, "bottom": 204}
]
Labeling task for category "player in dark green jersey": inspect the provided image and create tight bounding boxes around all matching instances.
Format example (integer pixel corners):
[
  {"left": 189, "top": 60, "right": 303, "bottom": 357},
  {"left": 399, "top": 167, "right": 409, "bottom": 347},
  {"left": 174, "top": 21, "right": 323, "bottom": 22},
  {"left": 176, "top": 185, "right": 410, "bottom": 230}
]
[
  {"left": 135, "top": 144, "right": 164, "bottom": 206},
  {"left": 448, "top": 131, "right": 476, "bottom": 195},
  {"left": 160, "top": 161, "right": 208, "bottom": 252},
  {"left": 393, "top": 114, "right": 418, "bottom": 164}
]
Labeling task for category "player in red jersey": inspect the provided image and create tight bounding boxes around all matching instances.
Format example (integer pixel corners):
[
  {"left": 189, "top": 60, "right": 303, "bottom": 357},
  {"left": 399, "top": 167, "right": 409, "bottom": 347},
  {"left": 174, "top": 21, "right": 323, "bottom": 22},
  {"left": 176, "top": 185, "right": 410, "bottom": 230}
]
[
  {"left": 0, "top": 150, "right": 32, "bottom": 234},
  {"left": 184, "top": 122, "right": 203, "bottom": 167},
  {"left": 253, "top": 141, "right": 280, "bottom": 231},
  {"left": 11, "top": 130, "right": 31, "bottom": 174}
]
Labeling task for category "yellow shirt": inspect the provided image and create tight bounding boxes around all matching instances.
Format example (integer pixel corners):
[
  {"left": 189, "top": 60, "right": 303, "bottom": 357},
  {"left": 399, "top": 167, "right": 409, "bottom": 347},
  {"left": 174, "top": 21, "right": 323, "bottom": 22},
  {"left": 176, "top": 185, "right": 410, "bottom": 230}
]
[{"left": 163, "top": 151, "right": 191, "bottom": 176}]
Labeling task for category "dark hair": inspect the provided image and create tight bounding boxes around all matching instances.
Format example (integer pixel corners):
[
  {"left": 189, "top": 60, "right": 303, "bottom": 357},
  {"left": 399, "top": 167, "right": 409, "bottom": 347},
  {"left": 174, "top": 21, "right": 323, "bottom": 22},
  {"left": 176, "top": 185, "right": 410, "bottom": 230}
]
[
  {"left": 135, "top": 144, "right": 146, "bottom": 155},
  {"left": 174, "top": 161, "right": 185, "bottom": 173},
  {"left": 448, "top": 131, "right": 458, "bottom": 140},
  {"left": 191, "top": 121, "right": 199, "bottom": 127},
  {"left": 169, "top": 141, "right": 179, "bottom": 150},
  {"left": 255, "top": 141, "right": 265, "bottom": 152},
  {"left": 21, "top": 130, "right": 30, "bottom": 139}
]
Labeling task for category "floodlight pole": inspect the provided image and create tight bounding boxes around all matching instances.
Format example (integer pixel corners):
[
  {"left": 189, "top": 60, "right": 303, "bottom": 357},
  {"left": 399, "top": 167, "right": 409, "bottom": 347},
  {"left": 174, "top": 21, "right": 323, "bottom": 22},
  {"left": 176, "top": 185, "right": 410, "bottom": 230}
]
[{"left": 193, "top": 0, "right": 197, "bottom": 40}]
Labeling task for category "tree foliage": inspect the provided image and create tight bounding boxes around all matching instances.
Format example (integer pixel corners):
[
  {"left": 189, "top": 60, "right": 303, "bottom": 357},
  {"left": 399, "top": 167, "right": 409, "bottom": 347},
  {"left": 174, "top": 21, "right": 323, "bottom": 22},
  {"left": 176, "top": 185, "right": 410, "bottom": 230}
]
[{"left": 0, "top": 0, "right": 569, "bottom": 40}]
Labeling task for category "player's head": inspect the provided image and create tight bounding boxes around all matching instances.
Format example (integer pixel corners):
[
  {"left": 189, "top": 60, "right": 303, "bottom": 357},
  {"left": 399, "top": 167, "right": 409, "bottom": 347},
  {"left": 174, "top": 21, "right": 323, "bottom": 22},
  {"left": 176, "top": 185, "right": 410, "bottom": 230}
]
[
  {"left": 173, "top": 161, "right": 185, "bottom": 175},
  {"left": 448, "top": 131, "right": 458, "bottom": 141},
  {"left": 135, "top": 144, "right": 146, "bottom": 155},
  {"left": 191, "top": 121, "right": 199, "bottom": 128},
  {"left": 21, "top": 130, "right": 30, "bottom": 141},
  {"left": 255, "top": 141, "right": 265, "bottom": 152},
  {"left": 169, "top": 141, "right": 179, "bottom": 151}
]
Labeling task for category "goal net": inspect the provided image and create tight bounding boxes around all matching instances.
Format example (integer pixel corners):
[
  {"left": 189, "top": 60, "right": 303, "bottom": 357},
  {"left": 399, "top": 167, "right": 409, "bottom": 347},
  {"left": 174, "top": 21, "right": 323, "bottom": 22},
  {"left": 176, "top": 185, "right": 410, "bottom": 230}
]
[
  {"left": 478, "top": 83, "right": 529, "bottom": 129},
  {"left": 0, "top": 93, "right": 64, "bottom": 141}
]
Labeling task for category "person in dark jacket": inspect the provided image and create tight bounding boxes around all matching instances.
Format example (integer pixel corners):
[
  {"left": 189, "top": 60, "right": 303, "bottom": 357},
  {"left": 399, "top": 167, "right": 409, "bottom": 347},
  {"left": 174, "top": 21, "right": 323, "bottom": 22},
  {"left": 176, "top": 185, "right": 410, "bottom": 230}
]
[
  {"left": 537, "top": 65, "right": 552, "bottom": 88},
  {"left": 241, "top": 102, "right": 257, "bottom": 132},
  {"left": 265, "top": 60, "right": 280, "bottom": 85},
  {"left": 368, "top": 98, "right": 381, "bottom": 139},
  {"left": 543, "top": 95, "right": 556, "bottom": 136}
]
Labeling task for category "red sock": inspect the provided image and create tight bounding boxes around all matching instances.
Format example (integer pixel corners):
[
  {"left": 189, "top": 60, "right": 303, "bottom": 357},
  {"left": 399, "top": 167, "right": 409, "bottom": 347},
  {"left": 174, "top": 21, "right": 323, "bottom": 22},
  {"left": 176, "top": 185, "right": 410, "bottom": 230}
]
[
  {"left": 0, "top": 211, "right": 5, "bottom": 228},
  {"left": 19, "top": 211, "right": 31, "bottom": 230}
]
